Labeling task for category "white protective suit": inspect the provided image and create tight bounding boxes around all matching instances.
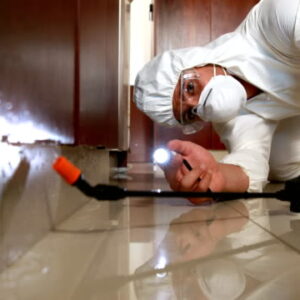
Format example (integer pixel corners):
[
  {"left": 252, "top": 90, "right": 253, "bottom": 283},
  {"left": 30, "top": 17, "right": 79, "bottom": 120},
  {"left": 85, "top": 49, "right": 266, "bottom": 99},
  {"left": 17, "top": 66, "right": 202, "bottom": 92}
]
[
  {"left": 213, "top": 0, "right": 300, "bottom": 191},
  {"left": 134, "top": 0, "right": 300, "bottom": 192}
]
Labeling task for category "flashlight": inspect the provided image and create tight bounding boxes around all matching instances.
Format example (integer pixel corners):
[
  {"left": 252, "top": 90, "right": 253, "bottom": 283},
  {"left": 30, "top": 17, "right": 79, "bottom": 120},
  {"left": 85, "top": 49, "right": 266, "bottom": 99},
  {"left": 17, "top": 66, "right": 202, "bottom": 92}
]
[{"left": 153, "top": 148, "right": 193, "bottom": 170}]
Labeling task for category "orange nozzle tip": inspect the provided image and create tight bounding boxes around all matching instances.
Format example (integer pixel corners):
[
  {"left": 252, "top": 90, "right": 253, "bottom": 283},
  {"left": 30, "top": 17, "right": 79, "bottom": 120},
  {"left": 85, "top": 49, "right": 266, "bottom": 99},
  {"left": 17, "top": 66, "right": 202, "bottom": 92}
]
[{"left": 52, "top": 156, "right": 81, "bottom": 184}]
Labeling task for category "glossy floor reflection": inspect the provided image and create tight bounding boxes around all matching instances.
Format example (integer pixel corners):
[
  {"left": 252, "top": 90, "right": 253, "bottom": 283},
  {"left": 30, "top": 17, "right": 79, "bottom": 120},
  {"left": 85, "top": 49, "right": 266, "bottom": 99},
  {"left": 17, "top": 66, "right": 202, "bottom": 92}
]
[{"left": 1, "top": 163, "right": 300, "bottom": 299}]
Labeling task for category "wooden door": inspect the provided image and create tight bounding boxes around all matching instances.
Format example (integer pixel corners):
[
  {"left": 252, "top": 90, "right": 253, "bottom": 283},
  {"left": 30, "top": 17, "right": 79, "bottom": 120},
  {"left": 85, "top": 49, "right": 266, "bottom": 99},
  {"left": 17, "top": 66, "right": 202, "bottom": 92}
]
[
  {"left": 0, "top": 0, "right": 75, "bottom": 144},
  {"left": 154, "top": 0, "right": 259, "bottom": 150},
  {"left": 79, "top": 0, "right": 124, "bottom": 147},
  {"left": 0, "top": 0, "right": 130, "bottom": 149}
]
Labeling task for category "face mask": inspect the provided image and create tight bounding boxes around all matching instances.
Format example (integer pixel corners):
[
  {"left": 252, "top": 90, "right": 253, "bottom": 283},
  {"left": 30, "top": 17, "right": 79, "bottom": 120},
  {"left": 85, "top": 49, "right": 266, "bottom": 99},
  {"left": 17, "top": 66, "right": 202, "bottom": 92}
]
[{"left": 194, "top": 66, "right": 247, "bottom": 123}]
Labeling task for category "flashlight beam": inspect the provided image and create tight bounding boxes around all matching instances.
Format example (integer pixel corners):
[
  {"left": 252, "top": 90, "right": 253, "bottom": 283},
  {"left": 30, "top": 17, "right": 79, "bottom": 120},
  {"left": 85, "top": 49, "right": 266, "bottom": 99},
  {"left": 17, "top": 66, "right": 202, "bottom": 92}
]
[{"left": 153, "top": 148, "right": 193, "bottom": 171}]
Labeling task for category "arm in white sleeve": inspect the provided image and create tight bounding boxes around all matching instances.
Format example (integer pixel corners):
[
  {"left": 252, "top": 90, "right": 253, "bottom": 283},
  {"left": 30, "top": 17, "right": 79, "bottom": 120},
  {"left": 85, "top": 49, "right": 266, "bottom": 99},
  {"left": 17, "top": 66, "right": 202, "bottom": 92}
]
[{"left": 214, "top": 110, "right": 278, "bottom": 192}]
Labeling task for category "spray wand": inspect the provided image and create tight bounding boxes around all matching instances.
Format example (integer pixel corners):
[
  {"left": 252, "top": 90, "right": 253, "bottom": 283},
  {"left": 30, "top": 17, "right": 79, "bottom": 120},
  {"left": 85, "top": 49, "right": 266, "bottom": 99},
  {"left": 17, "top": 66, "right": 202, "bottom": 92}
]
[{"left": 52, "top": 156, "right": 300, "bottom": 212}]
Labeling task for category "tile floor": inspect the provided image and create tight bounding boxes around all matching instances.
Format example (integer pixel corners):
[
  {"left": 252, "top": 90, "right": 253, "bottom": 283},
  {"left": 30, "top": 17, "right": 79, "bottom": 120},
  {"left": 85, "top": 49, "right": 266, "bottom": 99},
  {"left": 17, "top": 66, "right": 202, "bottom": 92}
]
[{"left": 1, "top": 161, "right": 300, "bottom": 299}]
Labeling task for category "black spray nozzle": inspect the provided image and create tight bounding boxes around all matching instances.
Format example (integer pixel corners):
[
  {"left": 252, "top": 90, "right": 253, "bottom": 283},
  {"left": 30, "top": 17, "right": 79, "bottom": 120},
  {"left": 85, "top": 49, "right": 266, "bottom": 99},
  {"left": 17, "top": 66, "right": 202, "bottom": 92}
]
[
  {"left": 72, "top": 176, "right": 300, "bottom": 212},
  {"left": 53, "top": 156, "right": 300, "bottom": 212},
  {"left": 75, "top": 177, "right": 126, "bottom": 201}
]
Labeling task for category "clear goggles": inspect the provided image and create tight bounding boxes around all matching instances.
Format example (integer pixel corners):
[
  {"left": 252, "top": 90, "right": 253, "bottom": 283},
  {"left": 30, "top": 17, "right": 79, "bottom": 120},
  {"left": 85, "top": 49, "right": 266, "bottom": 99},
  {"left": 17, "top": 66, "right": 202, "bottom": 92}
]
[
  {"left": 179, "top": 65, "right": 227, "bottom": 125},
  {"left": 179, "top": 68, "right": 202, "bottom": 125}
]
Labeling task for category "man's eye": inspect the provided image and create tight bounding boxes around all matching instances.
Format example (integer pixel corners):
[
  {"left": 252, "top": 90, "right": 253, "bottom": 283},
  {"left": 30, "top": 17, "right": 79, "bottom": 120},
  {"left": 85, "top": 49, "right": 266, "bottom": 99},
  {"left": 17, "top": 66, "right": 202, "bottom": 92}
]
[
  {"left": 183, "top": 81, "right": 195, "bottom": 95},
  {"left": 186, "top": 82, "right": 195, "bottom": 94}
]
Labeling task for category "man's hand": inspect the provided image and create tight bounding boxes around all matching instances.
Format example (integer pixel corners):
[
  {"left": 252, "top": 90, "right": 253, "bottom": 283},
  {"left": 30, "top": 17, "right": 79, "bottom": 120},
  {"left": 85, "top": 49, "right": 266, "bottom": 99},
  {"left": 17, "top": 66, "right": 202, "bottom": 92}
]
[
  {"left": 160, "top": 139, "right": 249, "bottom": 204},
  {"left": 160, "top": 140, "right": 225, "bottom": 203}
]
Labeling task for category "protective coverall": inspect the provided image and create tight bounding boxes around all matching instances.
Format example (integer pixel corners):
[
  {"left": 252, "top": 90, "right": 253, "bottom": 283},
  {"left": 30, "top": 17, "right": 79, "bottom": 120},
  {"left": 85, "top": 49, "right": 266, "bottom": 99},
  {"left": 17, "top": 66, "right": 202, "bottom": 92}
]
[
  {"left": 213, "top": 0, "right": 300, "bottom": 191},
  {"left": 134, "top": 0, "right": 300, "bottom": 192}
]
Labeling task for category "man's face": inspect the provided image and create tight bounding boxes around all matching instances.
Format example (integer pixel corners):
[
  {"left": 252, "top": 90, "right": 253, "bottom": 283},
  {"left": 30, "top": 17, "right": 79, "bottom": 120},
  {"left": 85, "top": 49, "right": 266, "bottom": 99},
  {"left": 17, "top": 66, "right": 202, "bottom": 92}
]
[{"left": 172, "top": 67, "right": 207, "bottom": 125}]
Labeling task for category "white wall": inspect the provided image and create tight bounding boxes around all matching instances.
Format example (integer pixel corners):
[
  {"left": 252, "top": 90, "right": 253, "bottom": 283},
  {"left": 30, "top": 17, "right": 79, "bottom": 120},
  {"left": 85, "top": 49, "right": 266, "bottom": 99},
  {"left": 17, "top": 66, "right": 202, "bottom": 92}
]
[{"left": 129, "top": 0, "right": 154, "bottom": 85}]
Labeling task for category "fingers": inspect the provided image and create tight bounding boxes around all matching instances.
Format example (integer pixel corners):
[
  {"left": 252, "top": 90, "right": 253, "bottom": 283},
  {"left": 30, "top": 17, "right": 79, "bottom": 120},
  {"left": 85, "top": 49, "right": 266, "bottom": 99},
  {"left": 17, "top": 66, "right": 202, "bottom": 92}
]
[
  {"left": 180, "top": 166, "right": 212, "bottom": 192},
  {"left": 163, "top": 140, "right": 217, "bottom": 205},
  {"left": 161, "top": 154, "right": 185, "bottom": 190},
  {"left": 188, "top": 196, "right": 213, "bottom": 205},
  {"left": 167, "top": 140, "right": 210, "bottom": 166},
  {"left": 173, "top": 164, "right": 211, "bottom": 191},
  {"left": 164, "top": 158, "right": 214, "bottom": 204},
  {"left": 159, "top": 152, "right": 181, "bottom": 173},
  {"left": 161, "top": 142, "right": 215, "bottom": 201},
  {"left": 198, "top": 167, "right": 212, "bottom": 191},
  {"left": 167, "top": 139, "right": 193, "bottom": 156},
  {"left": 182, "top": 167, "right": 213, "bottom": 205}
]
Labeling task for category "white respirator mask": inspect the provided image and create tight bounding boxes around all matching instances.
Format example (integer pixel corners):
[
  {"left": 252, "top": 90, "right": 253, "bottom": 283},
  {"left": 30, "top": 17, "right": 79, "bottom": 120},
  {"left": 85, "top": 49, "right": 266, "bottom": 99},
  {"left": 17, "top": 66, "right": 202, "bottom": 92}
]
[{"left": 194, "top": 65, "right": 247, "bottom": 123}]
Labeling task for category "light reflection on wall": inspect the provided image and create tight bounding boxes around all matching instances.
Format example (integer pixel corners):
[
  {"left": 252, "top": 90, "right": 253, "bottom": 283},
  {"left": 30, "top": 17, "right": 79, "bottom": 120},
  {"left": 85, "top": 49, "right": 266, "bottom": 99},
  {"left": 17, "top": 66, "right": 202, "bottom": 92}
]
[
  {"left": 0, "top": 143, "right": 22, "bottom": 196},
  {"left": 0, "top": 94, "right": 71, "bottom": 144},
  {"left": 0, "top": 117, "right": 66, "bottom": 144},
  {"left": 0, "top": 143, "right": 21, "bottom": 176}
]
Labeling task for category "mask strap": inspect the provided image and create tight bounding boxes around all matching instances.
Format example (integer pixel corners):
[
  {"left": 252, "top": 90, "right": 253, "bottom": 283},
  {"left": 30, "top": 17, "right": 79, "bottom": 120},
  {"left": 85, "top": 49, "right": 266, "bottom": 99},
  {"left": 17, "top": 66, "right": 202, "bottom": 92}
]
[{"left": 213, "top": 64, "right": 227, "bottom": 76}]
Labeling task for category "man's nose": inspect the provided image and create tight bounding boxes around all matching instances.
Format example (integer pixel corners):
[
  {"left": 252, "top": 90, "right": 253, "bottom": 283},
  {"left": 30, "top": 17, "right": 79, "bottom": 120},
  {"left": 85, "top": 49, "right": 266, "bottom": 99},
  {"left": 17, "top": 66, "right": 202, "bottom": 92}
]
[{"left": 186, "top": 93, "right": 201, "bottom": 108}]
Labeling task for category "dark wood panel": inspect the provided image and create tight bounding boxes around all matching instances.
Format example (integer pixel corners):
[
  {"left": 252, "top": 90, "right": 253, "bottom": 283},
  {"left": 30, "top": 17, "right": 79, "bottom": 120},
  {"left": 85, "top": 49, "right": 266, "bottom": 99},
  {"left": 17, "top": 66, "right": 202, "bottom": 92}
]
[
  {"left": 154, "top": 123, "right": 213, "bottom": 148},
  {"left": 0, "top": 0, "right": 75, "bottom": 143},
  {"left": 79, "top": 0, "right": 119, "bottom": 146},
  {"left": 155, "top": 0, "right": 211, "bottom": 53},
  {"left": 128, "top": 87, "right": 154, "bottom": 162},
  {"left": 128, "top": 100, "right": 154, "bottom": 162},
  {"left": 211, "top": 0, "right": 259, "bottom": 39}
]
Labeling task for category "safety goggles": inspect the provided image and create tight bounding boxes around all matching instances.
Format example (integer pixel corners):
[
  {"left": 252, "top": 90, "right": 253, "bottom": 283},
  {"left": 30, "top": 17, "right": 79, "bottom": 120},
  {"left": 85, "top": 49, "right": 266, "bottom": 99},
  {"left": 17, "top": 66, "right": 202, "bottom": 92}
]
[
  {"left": 179, "top": 65, "right": 225, "bottom": 125},
  {"left": 179, "top": 68, "right": 203, "bottom": 125}
]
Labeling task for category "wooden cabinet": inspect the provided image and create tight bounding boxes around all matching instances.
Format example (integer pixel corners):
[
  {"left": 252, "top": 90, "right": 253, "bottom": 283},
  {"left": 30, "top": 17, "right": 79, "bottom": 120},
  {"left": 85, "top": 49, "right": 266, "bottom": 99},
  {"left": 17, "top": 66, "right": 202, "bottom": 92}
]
[
  {"left": 79, "top": 0, "right": 130, "bottom": 148},
  {"left": 0, "top": 0, "right": 130, "bottom": 149},
  {"left": 0, "top": 0, "right": 75, "bottom": 144}
]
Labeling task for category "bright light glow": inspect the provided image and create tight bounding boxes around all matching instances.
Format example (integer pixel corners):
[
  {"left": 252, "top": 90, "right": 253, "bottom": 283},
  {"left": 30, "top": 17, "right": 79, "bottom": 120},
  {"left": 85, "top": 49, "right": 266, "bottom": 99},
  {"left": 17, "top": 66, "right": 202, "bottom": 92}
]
[
  {"left": 155, "top": 255, "right": 168, "bottom": 278},
  {"left": 155, "top": 255, "right": 167, "bottom": 269},
  {"left": 153, "top": 148, "right": 171, "bottom": 164},
  {"left": 0, "top": 117, "right": 66, "bottom": 144},
  {"left": 0, "top": 143, "right": 21, "bottom": 180}
]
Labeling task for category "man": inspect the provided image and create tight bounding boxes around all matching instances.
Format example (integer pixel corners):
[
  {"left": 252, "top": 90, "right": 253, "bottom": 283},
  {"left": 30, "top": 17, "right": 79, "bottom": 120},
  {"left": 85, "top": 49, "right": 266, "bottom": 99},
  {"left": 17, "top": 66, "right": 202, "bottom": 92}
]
[{"left": 134, "top": 0, "right": 300, "bottom": 200}]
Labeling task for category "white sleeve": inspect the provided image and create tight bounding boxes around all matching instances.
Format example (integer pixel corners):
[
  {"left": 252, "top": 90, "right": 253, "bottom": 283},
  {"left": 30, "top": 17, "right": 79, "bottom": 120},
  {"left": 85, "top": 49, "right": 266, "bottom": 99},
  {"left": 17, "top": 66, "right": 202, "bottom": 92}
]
[
  {"left": 214, "top": 110, "right": 278, "bottom": 192},
  {"left": 243, "top": 0, "right": 300, "bottom": 55}
]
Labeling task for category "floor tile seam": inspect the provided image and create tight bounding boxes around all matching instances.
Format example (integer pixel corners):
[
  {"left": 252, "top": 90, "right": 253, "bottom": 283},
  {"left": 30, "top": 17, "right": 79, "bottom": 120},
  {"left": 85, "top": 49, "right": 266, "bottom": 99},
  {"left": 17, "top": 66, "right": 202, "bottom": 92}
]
[
  {"left": 55, "top": 222, "right": 169, "bottom": 233},
  {"left": 68, "top": 232, "right": 114, "bottom": 299},
  {"left": 52, "top": 199, "right": 95, "bottom": 229},
  {"left": 0, "top": 228, "right": 111, "bottom": 290},
  {"left": 224, "top": 202, "right": 300, "bottom": 255},
  {"left": 249, "top": 218, "right": 300, "bottom": 255},
  {"left": 54, "top": 214, "right": 253, "bottom": 234},
  {"left": 87, "top": 238, "right": 278, "bottom": 290},
  {"left": 234, "top": 211, "right": 300, "bottom": 254}
]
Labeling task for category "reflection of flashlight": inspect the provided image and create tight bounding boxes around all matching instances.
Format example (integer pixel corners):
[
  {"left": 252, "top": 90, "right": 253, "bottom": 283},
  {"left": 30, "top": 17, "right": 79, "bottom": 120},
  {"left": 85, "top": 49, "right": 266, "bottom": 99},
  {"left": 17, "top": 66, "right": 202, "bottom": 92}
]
[{"left": 153, "top": 148, "right": 193, "bottom": 170}]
